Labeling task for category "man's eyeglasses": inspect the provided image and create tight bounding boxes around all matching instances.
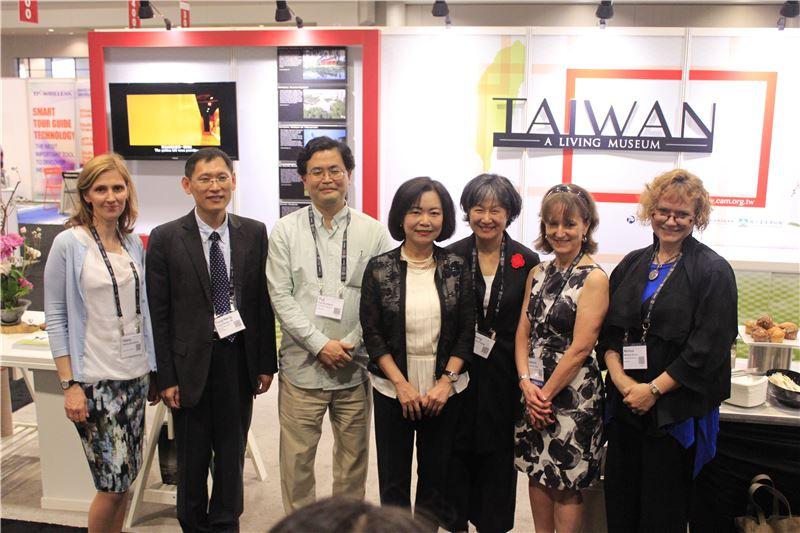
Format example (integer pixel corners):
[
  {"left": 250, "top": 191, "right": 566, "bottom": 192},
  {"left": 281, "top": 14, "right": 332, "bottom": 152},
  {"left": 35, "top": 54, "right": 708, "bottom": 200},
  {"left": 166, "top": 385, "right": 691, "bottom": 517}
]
[
  {"left": 194, "top": 176, "right": 230, "bottom": 187},
  {"left": 308, "top": 167, "right": 346, "bottom": 180},
  {"left": 652, "top": 208, "right": 693, "bottom": 224}
]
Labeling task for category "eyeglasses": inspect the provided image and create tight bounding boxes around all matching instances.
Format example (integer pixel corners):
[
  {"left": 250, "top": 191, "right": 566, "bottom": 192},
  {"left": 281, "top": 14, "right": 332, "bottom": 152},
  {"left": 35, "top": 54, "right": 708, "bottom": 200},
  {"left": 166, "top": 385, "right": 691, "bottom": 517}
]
[
  {"left": 308, "top": 167, "right": 346, "bottom": 180},
  {"left": 652, "top": 208, "right": 694, "bottom": 224},
  {"left": 194, "top": 176, "right": 230, "bottom": 187}
]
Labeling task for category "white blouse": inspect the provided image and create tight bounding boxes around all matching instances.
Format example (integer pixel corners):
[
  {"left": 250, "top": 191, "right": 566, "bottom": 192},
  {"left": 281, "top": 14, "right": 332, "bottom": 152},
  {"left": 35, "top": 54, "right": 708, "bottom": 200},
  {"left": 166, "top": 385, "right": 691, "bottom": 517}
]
[
  {"left": 75, "top": 228, "right": 150, "bottom": 382},
  {"left": 371, "top": 251, "right": 469, "bottom": 398}
]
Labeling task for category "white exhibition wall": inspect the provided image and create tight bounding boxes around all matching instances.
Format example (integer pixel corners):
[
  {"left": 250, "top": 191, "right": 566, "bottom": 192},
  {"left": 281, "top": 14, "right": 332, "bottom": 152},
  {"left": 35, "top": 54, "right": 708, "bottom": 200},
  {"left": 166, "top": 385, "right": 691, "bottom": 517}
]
[
  {"left": 102, "top": 45, "right": 363, "bottom": 234},
  {"left": 380, "top": 28, "right": 800, "bottom": 269}
]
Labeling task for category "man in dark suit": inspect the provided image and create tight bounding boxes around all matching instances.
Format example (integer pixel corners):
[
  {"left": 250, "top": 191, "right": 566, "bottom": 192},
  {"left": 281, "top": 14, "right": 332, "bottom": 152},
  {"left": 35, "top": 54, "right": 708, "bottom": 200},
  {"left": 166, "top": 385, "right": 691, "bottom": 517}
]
[{"left": 146, "top": 147, "right": 277, "bottom": 532}]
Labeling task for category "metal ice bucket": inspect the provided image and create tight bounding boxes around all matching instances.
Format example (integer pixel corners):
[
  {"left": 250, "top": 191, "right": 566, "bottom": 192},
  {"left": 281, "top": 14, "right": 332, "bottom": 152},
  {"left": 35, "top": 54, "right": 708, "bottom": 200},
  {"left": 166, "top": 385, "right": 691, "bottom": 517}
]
[{"left": 747, "top": 346, "right": 792, "bottom": 373}]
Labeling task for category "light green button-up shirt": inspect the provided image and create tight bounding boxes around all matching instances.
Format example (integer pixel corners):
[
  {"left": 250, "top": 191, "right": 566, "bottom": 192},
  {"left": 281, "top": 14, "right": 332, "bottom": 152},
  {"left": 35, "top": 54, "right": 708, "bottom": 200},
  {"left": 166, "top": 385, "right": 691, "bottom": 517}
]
[{"left": 267, "top": 204, "right": 392, "bottom": 390}]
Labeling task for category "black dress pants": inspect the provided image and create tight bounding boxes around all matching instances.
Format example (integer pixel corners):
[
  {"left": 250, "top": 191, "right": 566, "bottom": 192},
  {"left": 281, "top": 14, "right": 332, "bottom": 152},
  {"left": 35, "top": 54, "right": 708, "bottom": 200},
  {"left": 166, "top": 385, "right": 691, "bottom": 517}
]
[
  {"left": 448, "top": 447, "right": 517, "bottom": 533},
  {"left": 604, "top": 419, "right": 695, "bottom": 533},
  {"left": 373, "top": 389, "right": 463, "bottom": 532},
  {"left": 173, "top": 339, "right": 253, "bottom": 533}
]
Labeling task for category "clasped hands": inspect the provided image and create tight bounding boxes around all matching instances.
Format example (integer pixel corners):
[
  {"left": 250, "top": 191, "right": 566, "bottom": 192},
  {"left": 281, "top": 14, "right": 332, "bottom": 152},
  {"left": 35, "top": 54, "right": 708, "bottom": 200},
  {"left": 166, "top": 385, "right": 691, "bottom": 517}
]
[
  {"left": 616, "top": 374, "right": 657, "bottom": 416},
  {"left": 520, "top": 380, "right": 554, "bottom": 430},
  {"left": 395, "top": 379, "right": 451, "bottom": 420},
  {"left": 317, "top": 339, "right": 355, "bottom": 370}
]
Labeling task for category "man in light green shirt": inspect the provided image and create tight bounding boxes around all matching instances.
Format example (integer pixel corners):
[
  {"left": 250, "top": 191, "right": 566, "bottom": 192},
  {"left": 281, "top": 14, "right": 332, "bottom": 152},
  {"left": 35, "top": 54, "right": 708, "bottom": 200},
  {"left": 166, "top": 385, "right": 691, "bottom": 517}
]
[{"left": 267, "top": 137, "right": 391, "bottom": 513}]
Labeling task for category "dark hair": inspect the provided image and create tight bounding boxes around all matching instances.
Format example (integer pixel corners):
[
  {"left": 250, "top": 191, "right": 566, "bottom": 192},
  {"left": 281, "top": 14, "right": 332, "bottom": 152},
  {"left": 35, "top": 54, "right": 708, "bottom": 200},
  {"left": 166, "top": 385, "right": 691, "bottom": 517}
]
[
  {"left": 68, "top": 153, "right": 138, "bottom": 234},
  {"left": 460, "top": 173, "right": 522, "bottom": 224},
  {"left": 535, "top": 183, "right": 599, "bottom": 254},
  {"left": 388, "top": 177, "right": 456, "bottom": 242},
  {"left": 268, "top": 497, "right": 433, "bottom": 533},
  {"left": 184, "top": 147, "right": 233, "bottom": 179},
  {"left": 296, "top": 136, "right": 355, "bottom": 176}
]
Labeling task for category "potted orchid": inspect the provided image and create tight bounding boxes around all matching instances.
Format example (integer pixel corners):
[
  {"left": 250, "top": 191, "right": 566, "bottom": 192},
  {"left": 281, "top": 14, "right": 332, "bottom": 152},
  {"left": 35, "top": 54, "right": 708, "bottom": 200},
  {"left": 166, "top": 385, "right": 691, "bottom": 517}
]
[{"left": 0, "top": 227, "right": 42, "bottom": 325}]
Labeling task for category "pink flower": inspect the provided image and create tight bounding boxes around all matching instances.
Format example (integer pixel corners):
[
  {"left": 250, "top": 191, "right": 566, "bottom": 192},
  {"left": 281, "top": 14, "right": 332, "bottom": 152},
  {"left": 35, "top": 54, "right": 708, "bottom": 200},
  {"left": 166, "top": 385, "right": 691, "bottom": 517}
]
[
  {"left": 19, "top": 227, "right": 27, "bottom": 234},
  {"left": 18, "top": 277, "right": 33, "bottom": 290},
  {"left": 0, "top": 233, "right": 25, "bottom": 260}
]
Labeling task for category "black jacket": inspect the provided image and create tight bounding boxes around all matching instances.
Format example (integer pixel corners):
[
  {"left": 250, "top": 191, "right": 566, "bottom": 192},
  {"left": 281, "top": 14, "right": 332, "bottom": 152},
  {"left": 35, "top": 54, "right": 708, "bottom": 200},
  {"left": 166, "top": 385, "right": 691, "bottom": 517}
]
[
  {"left": 146, "top": 211, "right": 278, "bottom": 408},
  {"left": 597, "top": 235, "right": 737, "bottom": 430},
  {"left": 447, "top": 234, "right": 539, "bottom": 451},
  {"left": 360, "top": 245, "right": 474, "bottom": 380}
]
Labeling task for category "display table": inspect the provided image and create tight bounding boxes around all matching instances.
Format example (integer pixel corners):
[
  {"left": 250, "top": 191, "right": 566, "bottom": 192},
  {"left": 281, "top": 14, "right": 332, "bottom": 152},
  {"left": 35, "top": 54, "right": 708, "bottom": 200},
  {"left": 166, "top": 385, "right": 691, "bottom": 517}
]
[
  {"left": 691, "top": 362, "right": 800, "bottom": 532},
  {"left": 0, "top": 311, "right": 96, "bottom": 511}
]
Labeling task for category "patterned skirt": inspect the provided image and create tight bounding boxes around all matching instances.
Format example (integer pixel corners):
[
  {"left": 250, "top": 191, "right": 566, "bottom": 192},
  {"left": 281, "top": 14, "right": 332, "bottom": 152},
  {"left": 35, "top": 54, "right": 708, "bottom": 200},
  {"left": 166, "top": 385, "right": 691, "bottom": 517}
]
[
  {"left": 75, "top": 374, "right": 149, "bottom": 492},
  {"left": 513, "top": 347, "right": 604, "bottom": 491}
]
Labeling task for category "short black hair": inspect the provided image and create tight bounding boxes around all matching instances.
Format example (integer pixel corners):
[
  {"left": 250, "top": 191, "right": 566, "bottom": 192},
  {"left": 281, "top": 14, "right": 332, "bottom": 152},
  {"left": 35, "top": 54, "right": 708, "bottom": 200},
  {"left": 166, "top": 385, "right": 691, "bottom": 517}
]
[
  {"left": 184, "top": 147, "right": 233, "bottom": 179},
  {"left": 460, "top": 173, "right": 522, "bottom": 224},
  {"left": 296, "top": 136, "right": 355, "bottom": 176},
  {"left": 387, "top": 176, "right": 456, "bottom": 242}
]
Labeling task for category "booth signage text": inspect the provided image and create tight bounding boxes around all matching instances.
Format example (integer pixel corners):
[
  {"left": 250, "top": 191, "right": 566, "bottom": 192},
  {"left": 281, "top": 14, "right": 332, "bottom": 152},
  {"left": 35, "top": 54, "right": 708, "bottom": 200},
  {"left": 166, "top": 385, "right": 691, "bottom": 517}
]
[{"left": 493, "top": 98, "right": 716, "bottom": 154}]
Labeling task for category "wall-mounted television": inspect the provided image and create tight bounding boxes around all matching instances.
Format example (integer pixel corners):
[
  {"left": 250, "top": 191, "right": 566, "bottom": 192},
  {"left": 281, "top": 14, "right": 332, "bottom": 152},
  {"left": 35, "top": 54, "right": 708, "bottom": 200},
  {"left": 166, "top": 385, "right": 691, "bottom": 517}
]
[{"left": 109, "top": 82, "right": 239, "bottom": 160}]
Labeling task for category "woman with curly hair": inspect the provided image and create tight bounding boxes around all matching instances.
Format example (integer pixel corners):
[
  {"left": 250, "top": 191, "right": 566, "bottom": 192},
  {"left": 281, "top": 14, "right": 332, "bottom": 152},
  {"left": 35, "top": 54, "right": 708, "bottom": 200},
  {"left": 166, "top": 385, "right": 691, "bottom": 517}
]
[{"left": 598, "top": 169, "right": 738, "bottom": 532}]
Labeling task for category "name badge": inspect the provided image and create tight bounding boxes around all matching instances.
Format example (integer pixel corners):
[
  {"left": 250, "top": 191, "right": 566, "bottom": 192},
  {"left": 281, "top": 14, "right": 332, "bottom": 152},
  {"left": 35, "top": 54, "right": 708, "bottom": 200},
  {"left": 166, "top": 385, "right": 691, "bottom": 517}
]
[
  {"left": 214, "top": 310, "right": 246, "bottom": 339},
  {"left": 623, "top": 343, "right": 648, "bottom": 370},
  {"left": 315, "top": 295, "right": 344, "bottom": 320},
  {"left": 473, "top": 332, "right": 496, "bottom": 359},
  {"left": 120, "top": 333, "right": 144, "bottom": 359},
  {"left": 528, "top": 356, "right": 544, "bottom": 386}
]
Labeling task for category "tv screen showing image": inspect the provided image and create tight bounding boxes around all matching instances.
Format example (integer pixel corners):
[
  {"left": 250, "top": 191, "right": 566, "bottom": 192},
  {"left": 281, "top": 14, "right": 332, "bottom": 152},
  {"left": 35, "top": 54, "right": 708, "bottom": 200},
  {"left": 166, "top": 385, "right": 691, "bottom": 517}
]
[{"left": 109, "top": 82, "right": 238, "bottom": 160}]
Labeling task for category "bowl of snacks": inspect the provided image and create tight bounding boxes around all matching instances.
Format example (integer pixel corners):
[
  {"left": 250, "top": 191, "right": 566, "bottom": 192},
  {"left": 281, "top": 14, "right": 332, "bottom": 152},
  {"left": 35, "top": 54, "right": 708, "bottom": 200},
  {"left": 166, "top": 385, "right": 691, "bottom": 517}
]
[{"left": 766, "top": 369, "right": 800, "bottom": 409}]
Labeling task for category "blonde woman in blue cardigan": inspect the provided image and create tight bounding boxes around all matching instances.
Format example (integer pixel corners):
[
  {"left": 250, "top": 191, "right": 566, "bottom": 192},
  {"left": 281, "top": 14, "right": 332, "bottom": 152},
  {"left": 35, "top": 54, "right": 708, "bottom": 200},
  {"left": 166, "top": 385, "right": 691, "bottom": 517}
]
[{"left": 44, "top": 153, "right": 158, "bottom": 533}]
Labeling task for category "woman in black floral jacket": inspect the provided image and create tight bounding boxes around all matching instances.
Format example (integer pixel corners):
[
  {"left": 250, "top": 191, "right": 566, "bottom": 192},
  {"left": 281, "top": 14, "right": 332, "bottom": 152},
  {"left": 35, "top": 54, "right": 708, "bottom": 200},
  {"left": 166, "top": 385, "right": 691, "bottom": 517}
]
[{"left": 360, "top": 176, "right": 474, "bottom": 531}]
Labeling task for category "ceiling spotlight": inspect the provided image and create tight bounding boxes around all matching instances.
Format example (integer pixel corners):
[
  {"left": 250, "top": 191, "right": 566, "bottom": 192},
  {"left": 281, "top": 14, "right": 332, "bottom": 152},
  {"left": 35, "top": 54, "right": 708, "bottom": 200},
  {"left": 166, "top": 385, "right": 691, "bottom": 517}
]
[
  {"left": 780, "top": 1, "right": 799, "bottom": 18},
  {"left": 432, "top": 1, "right": 449, "bottom": 18},
  {"left": 275, "top": 1, "right": 292, "bottom": 22},
  {"left": 138, "top": 0, "right": 154, "bottom": 19},
  {"left": 596, "top": 1, "right": 614, "bottom": 28},
  {"left": 295, "top": 16, "right": 304, "bottom": 29}
]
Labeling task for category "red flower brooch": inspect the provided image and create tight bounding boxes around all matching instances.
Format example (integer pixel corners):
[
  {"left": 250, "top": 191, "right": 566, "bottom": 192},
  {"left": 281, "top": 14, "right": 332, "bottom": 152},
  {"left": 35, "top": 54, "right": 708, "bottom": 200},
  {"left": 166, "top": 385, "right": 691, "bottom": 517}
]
[{"left": 510, "top": 253, "right": 525, "bottom": 269}]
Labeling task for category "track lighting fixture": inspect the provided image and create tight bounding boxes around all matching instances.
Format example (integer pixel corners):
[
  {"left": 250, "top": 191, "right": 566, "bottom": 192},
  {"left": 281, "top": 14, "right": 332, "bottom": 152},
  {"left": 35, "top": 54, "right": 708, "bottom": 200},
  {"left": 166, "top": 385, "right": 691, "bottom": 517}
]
[
  {"left": 432, "top": 1, "right": 449, "bottom": 18},
  {"left": 778, "top": 1, "right": 799, "bottom": 30},
  {"left": 275, "top": 1, "right": 291, "bottom": 22},
  {"left": 596, "top": 1, "right": 613, "bottom": 29},
  {"left": 138, "top": 1, "right": 172, "bottom": 30}
]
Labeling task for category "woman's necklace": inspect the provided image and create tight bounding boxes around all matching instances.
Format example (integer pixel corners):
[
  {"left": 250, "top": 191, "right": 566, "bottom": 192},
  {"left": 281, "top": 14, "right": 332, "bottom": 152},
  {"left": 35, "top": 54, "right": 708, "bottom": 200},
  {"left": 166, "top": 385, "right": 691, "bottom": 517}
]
[
  {"left": 401, "top": 247, "right": 434, "bottom": 270},
  {"left": 649, "top": 250, "right": 681, "bottom": 281}
]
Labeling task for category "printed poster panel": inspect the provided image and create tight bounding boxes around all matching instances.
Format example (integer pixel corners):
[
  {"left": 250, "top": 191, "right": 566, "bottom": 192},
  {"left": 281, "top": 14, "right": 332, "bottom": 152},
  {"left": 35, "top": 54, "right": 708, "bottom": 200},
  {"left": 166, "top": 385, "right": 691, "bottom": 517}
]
[
  {"left": 76, "top": 79, "right": 93, "bottom": 165},
  {"left": 28, "top": 80, "right": 78, "bottom": 201}
]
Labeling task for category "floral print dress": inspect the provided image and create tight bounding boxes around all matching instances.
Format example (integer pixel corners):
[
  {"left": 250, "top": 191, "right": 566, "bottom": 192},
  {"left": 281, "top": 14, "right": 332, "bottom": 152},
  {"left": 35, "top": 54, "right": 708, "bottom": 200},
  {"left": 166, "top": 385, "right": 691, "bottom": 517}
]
[{"left": 514, "top": 261, "right": 604, "bottom": 490}]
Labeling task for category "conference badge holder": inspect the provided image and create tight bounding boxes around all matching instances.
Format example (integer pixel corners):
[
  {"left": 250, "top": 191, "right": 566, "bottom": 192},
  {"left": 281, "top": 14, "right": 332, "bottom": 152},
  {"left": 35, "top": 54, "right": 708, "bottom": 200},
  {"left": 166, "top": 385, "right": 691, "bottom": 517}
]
[
  {"left": 623, "top": 343, "right": 648, "bottom": 370},
  {"left": 473, "top": 330, "right": 496, "bottom": 359},
  {"left": 528, "top": 357, "right": 544, "bottom": 387},
  {"left": 215, "top": 309, "right": 246, "bottom": 339},
  {"left": 315, "top": 294, "right": 344, "bottom": 320},
  {"left": 120, "top": 331, "right": 144, "bottom": 359}
]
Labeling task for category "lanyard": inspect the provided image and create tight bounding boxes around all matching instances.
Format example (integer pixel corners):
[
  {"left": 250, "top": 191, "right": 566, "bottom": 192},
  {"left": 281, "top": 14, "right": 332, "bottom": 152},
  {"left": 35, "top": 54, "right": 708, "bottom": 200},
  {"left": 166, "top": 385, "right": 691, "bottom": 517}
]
[
  {"left": 89, "top": 226, "right": 141, "bottom": 334},
  {"left": 308, "top": 207, "right": 350, "bottom": 289},
  {"left": 640, "top": 248, "right": 682, "bottom": 342},
  {"left": 471, "top": 234, "right": 505, "bottom": 337},
  {"left": 529, "top": 252, "right": 584, "bottom": 332}
]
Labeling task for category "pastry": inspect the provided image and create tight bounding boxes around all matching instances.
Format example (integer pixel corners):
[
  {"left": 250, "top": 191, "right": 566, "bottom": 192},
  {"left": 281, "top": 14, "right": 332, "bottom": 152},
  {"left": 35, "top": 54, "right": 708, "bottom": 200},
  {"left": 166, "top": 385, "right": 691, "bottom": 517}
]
[
  {"left": 768, "top": 326, "right": 785, "bottom": 343},
  {"left": 744, "top": 320, "right": 756, "bottom": 335},
  {"left": 751, "top": 326, "right": 770, "bottom": 342},
  {"left": 756, "top": 315, "right": 775, "bottom": 330},
  {"left": 778, "top": 322, "right": 798, "bottom": 341}
]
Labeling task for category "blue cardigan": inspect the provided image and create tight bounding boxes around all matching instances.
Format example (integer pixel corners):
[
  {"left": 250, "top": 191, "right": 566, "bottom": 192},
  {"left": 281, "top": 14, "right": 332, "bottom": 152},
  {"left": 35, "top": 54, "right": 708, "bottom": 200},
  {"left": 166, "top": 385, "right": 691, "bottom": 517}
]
[{"left": 44, "top": 228, "right": 157, "bottom": 382}]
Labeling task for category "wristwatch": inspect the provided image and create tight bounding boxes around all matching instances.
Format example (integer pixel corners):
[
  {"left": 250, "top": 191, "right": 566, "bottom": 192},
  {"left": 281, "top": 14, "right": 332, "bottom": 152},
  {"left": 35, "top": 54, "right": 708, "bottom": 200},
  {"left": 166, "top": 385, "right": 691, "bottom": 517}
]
[
  {"left": 648, "top": 381, "right": 662, "bottom": 398},
  {"left": 442, "top": 370, "right": 459, "bottom": 383},
  {"left": 60, "top": 379, "right": 78, "bottom": 390}
]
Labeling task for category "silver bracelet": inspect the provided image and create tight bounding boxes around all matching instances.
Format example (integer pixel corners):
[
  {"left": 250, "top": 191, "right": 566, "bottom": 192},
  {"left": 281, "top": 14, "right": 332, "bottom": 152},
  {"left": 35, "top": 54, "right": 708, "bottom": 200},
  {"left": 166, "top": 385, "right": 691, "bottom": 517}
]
[{"left": 518, "top": 373, "right": 530, "bottom": 382}]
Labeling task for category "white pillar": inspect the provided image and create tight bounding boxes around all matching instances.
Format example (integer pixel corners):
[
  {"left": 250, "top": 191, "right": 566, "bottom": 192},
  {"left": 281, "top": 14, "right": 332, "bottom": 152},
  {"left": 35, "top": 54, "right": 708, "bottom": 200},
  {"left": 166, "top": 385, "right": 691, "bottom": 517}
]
[{"left": 385, "top": 1, "right": 406, "bottom": 27}]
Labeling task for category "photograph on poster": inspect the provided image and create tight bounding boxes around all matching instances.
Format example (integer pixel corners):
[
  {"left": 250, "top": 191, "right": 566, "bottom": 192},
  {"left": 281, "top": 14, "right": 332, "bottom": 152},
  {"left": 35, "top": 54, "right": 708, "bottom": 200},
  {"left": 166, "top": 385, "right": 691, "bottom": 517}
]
[
  {"left": 279, "top": 126, "right": 347, "bottom": 161},
  {"left": 278, "top": 47, "right": 347, "bottom": 84},
  {"left": 109, "top": 82, "right": 238, "bottom": 159},
  {"left": 304, "top": 89, "right": 346, "bottom": 120}
]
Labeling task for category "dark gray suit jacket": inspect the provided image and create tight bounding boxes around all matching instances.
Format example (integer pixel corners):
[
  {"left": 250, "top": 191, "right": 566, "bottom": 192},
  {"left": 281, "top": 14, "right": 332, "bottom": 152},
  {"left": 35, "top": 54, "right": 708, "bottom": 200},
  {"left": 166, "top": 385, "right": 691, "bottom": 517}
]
[{"left": 146, "top": 210, "right": 277, "bottom": 408}]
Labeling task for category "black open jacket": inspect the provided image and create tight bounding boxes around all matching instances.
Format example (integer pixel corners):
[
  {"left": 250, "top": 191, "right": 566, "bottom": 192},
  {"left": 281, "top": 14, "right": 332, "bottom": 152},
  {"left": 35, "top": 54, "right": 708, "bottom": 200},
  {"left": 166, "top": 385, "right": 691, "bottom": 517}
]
[
  {"left": 360, "top": 245, "right": 474, "bottom": 381},
  {"left": 447, "top": 233, "right": 539, "bottom": 451},
  {"left": 596, "top": 235, "right": 737, "bottom": 431}
]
